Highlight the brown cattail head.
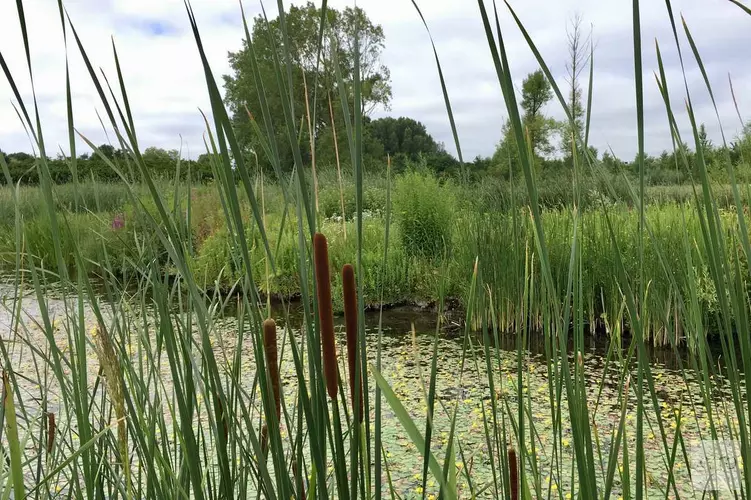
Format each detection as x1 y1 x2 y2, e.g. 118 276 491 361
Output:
342 264 363 422
313 233 338 400
260 424 269 458
508 446 518 500
263 319 281 421
292 459 306 500
47 412 56 454
215 394 228 442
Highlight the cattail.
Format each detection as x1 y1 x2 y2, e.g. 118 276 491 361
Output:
292 459 306 500
508 446 518 500
46 412 56 454
263 319 281 421
94 323 130 492
215 394 228 442
313 233 338 400
342 264 363 422
260 424 269 458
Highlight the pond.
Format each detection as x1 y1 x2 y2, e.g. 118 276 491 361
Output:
0 283 745 498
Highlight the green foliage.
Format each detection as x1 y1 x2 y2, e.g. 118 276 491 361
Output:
520 70 556 157
317 181 387 219
365 116 456 172
392 170 456 259
223 1 391 173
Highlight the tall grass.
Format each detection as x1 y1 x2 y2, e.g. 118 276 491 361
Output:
0 0 749 499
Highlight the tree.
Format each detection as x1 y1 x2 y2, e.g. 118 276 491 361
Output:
562 14 592 160
698 124 713 152
730 121 751 165
491 120 521 180
520 70 556 158
143 147 180 178
223 2 391 173
521 70 553 119
367 117 437 157
361 116 459 173
490 71 556 179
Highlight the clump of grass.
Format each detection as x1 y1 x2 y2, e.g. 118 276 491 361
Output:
392 169 456 259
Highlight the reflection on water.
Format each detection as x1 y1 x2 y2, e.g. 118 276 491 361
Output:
275 300 739 375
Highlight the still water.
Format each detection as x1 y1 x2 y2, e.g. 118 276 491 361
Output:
0 284 745 498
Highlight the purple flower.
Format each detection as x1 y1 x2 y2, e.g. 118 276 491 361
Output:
112 214 125 230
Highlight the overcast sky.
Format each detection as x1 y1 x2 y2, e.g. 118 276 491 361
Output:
1 0 750 162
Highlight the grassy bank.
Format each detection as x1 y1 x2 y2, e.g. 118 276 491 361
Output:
2 174 747 345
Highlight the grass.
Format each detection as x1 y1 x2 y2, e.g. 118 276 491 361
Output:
0 0 750 498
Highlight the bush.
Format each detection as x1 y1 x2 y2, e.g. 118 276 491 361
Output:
392 169 456 259
318 183 387 219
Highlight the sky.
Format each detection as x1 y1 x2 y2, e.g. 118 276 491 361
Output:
1 0 750 162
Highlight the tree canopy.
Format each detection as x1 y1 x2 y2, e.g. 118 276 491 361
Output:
223 2 391 172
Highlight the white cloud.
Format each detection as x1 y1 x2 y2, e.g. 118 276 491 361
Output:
1 0 750 161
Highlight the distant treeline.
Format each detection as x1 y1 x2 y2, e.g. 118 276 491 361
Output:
2 116 750 186
0 116 461 185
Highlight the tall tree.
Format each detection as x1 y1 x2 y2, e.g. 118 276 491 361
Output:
562 14 591 159
520 70 556 157
362 116 459 173
491 70 556 179
223 2 391 173
367 117 438 158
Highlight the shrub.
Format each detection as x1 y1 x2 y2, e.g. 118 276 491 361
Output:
392 169 456 259
318 183 387 219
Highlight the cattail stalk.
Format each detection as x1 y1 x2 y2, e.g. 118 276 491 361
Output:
215 394 228 442
260 424 269 459
263 318 281 421
342 264 362 422
302 71 319 213
292 459 306 500
313 233 338 399
46 412 56 454
508 446 518 500
328 92 346 239
94 324 131 498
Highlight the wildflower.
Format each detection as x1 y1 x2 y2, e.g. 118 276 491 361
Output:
111 213 125 230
